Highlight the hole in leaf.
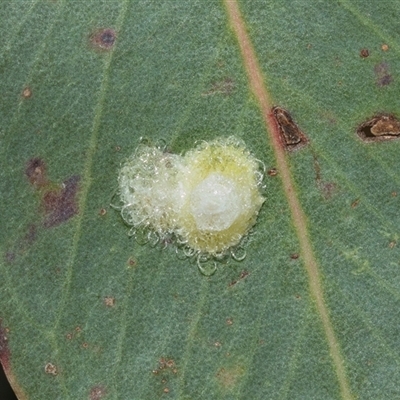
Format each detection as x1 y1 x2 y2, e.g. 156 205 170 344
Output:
357 113 400 142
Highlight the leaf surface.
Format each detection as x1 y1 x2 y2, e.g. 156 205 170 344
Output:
1 1 400 399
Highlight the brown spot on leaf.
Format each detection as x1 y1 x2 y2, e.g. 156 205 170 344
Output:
90 28 117 51
22 87 32 99
99 208 107 216
128 257 137 267
228 270 250 287
357 113 400 142
226 318 233 326
239 270 249 280
89 385 107 400
216 366 244 390
202 77 235 96
389 241 396 249
351 198 360 208
104 297 115 307
360 48 369 58
374 62 393 86
44 363 58 376
272 106 309 151
290 253 299 260
43 176 80 228
26 158 48 187
267 168 278 176
381 44 389 51
163 387 170 393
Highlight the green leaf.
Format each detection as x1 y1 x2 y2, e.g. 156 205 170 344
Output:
1 1 400 399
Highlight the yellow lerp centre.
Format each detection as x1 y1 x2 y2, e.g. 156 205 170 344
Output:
118 137 265 259
176 138 265 255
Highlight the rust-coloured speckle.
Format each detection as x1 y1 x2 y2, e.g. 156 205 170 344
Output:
360 48 369 58
351 199 360 208
99 208 107 216
228 270 250 287
389 241 396 249
163 387 170 393
22 87 32 99
381 44 389 51
239 270 249 279
89 385 107 400
44 363 58 376
90 28 117 51
43 175 80 228
0 320 10 371
82 342 89 349
267 168 278 177
104 297 115 307
128 257 137 267
290 253 299 260
26 158 48 187
392 191 397 197
226 318 233 326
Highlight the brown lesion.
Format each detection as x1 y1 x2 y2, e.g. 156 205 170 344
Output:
22 86 32 99
90 28 117 51
202 77 235 96
374 62 393 87
25 158 48 187
43 176 80 228
89 385 107 400
216 365 245 390
357 113 400 142
228 270 249 287
272 106 309 151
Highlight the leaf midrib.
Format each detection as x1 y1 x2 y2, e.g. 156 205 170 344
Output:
223 1 353 398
